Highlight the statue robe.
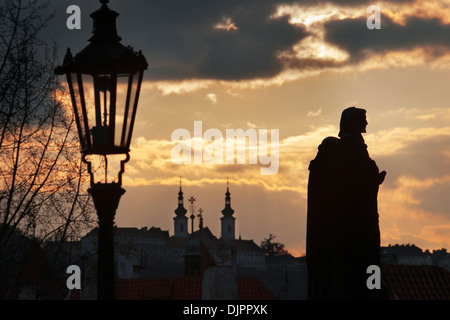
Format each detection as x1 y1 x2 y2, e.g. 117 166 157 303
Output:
306 134 382 299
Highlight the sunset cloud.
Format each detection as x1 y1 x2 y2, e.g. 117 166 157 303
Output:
366 126 450 157
206 93 218 104
379 174 450 249
307 108 322 117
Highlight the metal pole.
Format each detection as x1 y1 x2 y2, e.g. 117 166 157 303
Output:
88 183 125 300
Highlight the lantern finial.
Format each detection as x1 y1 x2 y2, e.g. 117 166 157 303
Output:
89 0 121 43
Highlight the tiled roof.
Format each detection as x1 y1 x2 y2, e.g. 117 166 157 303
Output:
91 276 277 300
382 264 450 300
266 254 299 265
116 277 202 300
114 227 170 238
191 227 217 240
237 276 276 300
229 239 262 251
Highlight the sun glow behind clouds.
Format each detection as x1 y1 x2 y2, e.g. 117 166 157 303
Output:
273 4 354 63
110 0 450 253
214 17 238 31
383 0 450 25
272 3 362 26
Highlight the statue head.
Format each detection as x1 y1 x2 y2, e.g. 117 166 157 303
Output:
338 107 368 138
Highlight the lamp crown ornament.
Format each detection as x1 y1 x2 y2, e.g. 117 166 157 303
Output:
89 0 121 43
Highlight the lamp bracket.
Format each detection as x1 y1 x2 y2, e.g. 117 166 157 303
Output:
82 152 130 187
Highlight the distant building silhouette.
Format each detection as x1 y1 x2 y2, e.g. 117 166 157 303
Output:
381 244 450 271
78 180 267 299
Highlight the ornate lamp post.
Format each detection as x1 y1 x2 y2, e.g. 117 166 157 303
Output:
55 0 147 300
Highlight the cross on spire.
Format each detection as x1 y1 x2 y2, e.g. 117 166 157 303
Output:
188 196 196 234
197 208 204 230
188 196 196 204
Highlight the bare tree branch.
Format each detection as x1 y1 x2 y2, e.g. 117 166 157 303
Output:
0 0 95 299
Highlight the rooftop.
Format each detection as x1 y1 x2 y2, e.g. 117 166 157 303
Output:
382 264 450 300
70 276 276 300
84 226 170 239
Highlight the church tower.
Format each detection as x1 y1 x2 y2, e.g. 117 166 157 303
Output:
174 177 188 238
220 178 235 240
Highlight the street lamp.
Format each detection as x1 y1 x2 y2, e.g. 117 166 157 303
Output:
55 0 147 300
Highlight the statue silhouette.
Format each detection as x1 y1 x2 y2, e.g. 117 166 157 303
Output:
306 107 386 299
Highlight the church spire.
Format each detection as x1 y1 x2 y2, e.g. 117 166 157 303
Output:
176 176 187 213
221 177 235 240
174 176 188 237
222 177 234 216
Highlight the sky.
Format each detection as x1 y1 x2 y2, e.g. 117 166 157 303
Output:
44 0 450 256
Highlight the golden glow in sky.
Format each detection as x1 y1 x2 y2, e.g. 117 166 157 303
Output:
48 0 450 256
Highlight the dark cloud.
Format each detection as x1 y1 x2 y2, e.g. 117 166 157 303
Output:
284 57 345 71
47 0 307 81
46 0 442 82
140 0 307 80
324 15 450 61
198 14 306 80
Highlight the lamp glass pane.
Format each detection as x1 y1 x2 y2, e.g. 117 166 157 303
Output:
81 74 96 128
123 72 139 148
70 72 89 148
90 74 113 148
114 74 129 148
97 75 112 127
